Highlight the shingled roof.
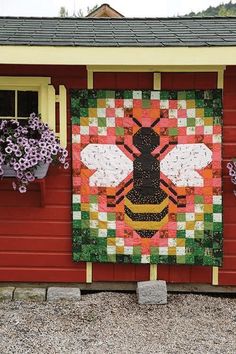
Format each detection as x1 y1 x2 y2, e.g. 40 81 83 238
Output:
0 16 236 47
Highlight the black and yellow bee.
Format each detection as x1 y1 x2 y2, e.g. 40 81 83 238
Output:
124 119 169 238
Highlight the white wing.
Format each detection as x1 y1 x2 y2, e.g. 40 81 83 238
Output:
81 144 133 187
160 143 212 187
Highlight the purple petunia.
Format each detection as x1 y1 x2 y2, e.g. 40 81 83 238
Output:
227 160 236 195
16 171 23 179
13 162 20 171
0 114 69 193
17 137 24 144
15 150 22 157
19 185 27 193
5 146 12 154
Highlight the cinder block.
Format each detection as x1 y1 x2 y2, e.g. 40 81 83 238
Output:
14 287 46 301
0 287 14 301
137 280 167 305
47 287 81 301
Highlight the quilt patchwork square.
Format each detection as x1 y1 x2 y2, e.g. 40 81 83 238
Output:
71 89 223 266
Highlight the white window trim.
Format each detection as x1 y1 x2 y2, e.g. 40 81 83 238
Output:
0 76 51 122
0 77 67 147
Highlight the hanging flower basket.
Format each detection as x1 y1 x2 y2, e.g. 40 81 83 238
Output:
2 162 50 179
227 159 236 195
0 114 69 193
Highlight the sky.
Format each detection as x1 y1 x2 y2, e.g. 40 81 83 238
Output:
0 0 235 17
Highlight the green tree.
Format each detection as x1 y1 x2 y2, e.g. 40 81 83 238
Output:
87 4 99 15
218 5 235 16
59 4 98 18
76 8 84 17
184 1 236 17
59 6 68 17
76 4 99 17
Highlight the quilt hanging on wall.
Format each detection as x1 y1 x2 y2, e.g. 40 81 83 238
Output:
71 89 223 266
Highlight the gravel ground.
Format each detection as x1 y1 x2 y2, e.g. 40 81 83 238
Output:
0 292 235 354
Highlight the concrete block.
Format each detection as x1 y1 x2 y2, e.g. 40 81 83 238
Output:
0 287 14 301
47 287 81 301
14 287 46 301
137 280 167 305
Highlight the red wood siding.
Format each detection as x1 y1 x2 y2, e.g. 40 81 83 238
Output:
0 65 235 285
0 65 87 282
219 66 236 285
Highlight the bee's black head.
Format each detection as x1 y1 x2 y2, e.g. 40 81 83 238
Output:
133 127 159 153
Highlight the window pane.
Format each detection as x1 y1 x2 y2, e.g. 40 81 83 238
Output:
17 91 38 117
0 90 15 117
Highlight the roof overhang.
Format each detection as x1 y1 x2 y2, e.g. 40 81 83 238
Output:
1 46 236 66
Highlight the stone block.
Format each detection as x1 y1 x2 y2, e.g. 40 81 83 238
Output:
14 287 46 301
0 287 14 301
137 280 167 305
47 287 81 301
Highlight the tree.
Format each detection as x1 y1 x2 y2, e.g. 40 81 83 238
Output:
184 1 236 17
75 4 99 17
76 9 84 17
59 6 68 18
87 4 99 15
218 5 234 16
59 4 98 18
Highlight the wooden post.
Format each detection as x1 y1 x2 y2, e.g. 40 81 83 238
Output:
149 72 161 281
86 262 93 283
150 264 158 281
212 69 224 286
85 67 94 283
87 69 94 89
212 266 219 286
47 85 56 132
153 72 161 90
58 85 67 148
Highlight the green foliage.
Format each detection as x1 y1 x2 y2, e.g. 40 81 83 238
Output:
87 5 99 15
58 4 98 18
184 1 236 17
59 6 68 17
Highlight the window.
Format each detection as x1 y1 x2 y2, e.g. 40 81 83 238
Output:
0 77 67 148
0 77 51 121
0 89 38 118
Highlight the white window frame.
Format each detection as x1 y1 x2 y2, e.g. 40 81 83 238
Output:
0 76 51 122
0 77 67 148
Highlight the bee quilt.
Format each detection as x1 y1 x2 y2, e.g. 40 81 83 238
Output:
71 89 223 266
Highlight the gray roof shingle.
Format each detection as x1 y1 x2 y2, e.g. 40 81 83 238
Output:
0 16 236 47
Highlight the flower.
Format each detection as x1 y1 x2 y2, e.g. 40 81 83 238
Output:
227 159 236 195
0 114 69 193
19 185 27 193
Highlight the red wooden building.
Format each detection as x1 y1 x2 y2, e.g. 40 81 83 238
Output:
0 16 236 290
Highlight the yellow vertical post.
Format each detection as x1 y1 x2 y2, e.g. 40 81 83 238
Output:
86 262 93 283
149 72 161 281
217 69 224 90
212 69 224 286
40 84 49 123
150 264 158 281
86 67 94 283
153 72 161 90
47 85 56 132
58 85 67 148
87 69 94 89
212 267 219 286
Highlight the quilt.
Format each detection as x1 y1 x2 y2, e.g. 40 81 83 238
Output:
71 89 223 266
